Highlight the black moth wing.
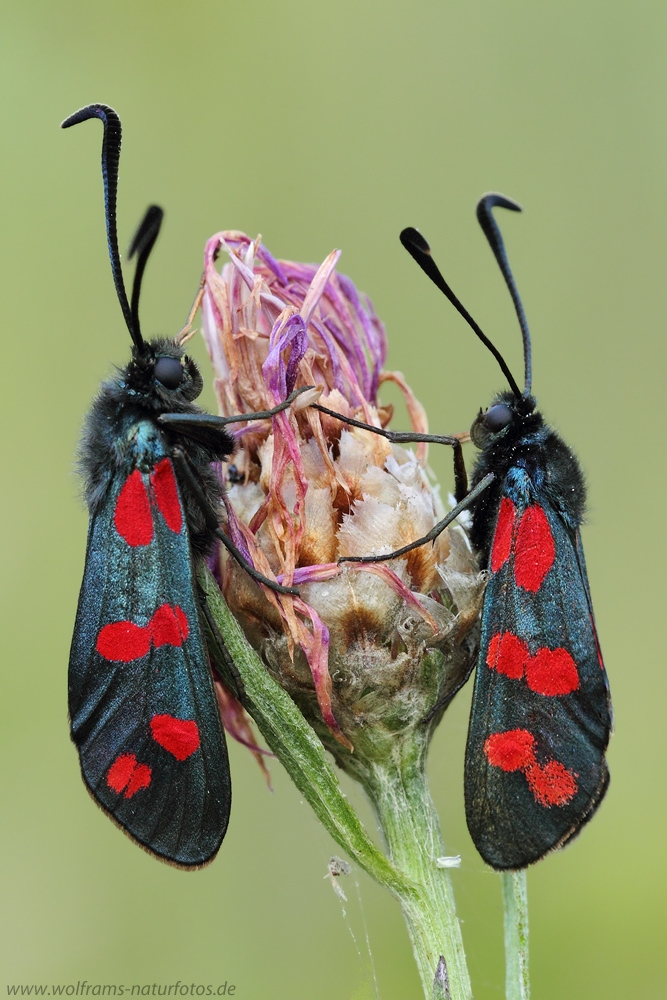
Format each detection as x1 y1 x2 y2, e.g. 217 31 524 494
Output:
465 474 611 870
69 453 231 868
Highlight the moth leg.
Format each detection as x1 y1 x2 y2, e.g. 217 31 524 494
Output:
311 401 469 502
338 472 495 565
171 447 300 597
158 386 315 437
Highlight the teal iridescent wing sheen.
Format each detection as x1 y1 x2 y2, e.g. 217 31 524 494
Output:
464 471 611 870
69 453 231 868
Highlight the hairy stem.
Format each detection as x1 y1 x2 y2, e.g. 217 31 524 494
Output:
501 870 530 1000
361 741 471 1000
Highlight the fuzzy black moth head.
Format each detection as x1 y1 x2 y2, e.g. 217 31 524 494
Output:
470 390 539 449
122 337 204 410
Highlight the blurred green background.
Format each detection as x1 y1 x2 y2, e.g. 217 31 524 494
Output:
1 1 665 997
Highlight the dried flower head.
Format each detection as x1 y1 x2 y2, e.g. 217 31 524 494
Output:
199 232 485 770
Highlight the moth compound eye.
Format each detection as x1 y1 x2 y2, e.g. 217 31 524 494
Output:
154 357 184 389
484 403 513 432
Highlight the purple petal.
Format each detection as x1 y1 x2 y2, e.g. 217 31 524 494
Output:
262 313 309 401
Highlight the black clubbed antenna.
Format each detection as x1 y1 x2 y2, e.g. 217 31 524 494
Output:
400 226 522 398
476 193 532 395
61 104 144 352
128 205 164 344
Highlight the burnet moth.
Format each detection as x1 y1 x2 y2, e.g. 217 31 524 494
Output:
331 194 612 869
64 104 301 867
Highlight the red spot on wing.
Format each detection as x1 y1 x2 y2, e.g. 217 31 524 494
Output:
525 760 578 806
106 754 152 798
525 647 579 696
484 729 536 771
486 634 579 696
484 729 578 807
125 762 153 797
150 715 201 760
486 632 529 680
490 497 516 572
96 621 151 661
96 605 189 662
151 459 183 534
114 470 153 546
150 604 189 648
106 754 136 792
513 505 555 592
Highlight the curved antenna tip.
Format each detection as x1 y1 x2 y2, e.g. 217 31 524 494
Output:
60 103 117 130
400 227 431 255
477 192 523 217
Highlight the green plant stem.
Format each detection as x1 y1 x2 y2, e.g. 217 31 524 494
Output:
362 747 471 1000
501 870 530 1000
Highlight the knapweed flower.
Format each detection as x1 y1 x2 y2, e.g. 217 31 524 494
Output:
199 232 485 772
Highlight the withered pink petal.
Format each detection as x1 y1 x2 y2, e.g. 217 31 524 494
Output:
300 249 341 326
